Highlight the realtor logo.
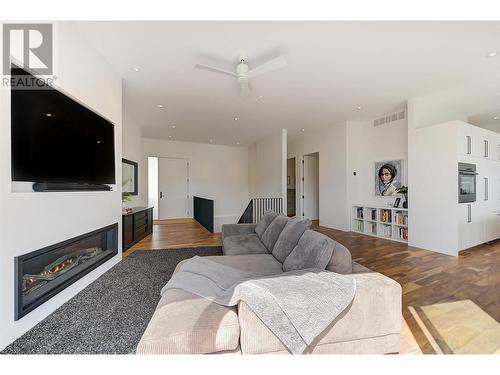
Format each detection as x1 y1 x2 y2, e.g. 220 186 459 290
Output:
3 23 53 75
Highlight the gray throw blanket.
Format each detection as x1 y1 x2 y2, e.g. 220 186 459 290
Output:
161 256 356 354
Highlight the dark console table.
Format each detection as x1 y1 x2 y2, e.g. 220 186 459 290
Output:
122 207 153 251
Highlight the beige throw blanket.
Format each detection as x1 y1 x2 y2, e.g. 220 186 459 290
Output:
161 256 356 354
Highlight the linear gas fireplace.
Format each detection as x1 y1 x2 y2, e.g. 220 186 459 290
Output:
15 223 118 320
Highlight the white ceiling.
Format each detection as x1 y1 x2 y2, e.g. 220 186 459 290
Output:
76 21 500 145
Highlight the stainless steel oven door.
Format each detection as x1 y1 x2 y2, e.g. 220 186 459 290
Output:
458 163 477 203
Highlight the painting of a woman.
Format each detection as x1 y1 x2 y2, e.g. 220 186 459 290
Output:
375 160 402 196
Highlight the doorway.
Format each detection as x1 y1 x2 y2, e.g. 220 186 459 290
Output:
302 152 319 221
287 158 297 216
149 157 189 220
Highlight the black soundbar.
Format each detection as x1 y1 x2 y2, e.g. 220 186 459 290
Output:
33 182 112 192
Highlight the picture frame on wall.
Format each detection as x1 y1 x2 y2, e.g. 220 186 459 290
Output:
375 159 403 196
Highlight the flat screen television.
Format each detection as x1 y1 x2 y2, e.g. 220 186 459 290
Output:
11 64 116 187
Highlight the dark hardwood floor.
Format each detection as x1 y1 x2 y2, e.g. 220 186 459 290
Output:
313 222 500 354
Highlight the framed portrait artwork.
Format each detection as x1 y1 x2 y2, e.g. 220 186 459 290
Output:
375 159 403 196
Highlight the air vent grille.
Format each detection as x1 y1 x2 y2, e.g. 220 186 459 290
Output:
374 110 406 127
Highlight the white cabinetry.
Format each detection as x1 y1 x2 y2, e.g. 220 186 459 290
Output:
458 123 500 250
412 120 500 255
458 203 485 251
485 210 500 242
458 125 497 160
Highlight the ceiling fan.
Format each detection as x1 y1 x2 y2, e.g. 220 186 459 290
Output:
195 54 288 96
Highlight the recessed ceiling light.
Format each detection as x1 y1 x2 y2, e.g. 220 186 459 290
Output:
356 106 362 110
171 125 176 129
494 116 500 120
168 135 172 139
132 67 140 72
487 52 497 58
258 95 264 99
301 128 305 132
45 113 52 117
234 117 239 121
157 104 164 109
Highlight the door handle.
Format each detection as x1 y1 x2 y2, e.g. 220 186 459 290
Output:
485 178 488 201
466 135 471 155
160 192 163 199
467 204 472 223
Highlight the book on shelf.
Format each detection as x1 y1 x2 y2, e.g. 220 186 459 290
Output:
395 212 408 226
356 207 363 219
380 209 391 223
397 227 409 240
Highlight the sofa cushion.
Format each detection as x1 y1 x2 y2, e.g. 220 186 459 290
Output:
136 289 240 354
255 211 279 238
326 240 353 274
272 217 312 262
282 230 333 272
223 233 269 255
260 215 289 251
202 254 284 275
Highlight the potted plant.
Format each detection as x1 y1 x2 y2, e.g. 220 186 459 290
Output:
395 186 408 208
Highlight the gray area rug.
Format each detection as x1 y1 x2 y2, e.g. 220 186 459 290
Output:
1 247 222 354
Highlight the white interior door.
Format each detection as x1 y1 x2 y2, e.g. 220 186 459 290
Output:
158 158 189 219
303 154 319 220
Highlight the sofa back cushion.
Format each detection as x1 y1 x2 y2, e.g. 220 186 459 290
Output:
260 215 289 251
271 218 312 262
282 230 333 272
255 211 279 238
326 240 353 274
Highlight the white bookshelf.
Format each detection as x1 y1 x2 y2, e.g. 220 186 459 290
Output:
351 205 409 243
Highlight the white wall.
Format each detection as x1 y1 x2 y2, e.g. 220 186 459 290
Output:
407 121 460 255
248 130 287 200
0 23 123 350
122 110 145 207
288 123 349 230
346 115 408 208
406 96 470 255
141 138 249 232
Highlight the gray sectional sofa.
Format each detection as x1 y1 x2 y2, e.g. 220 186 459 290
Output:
136 212 402 354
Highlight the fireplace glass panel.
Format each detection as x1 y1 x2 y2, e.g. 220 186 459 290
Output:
15 224 118 320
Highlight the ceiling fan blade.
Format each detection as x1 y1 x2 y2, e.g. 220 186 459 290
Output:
246 55 287 78
194 63 237 77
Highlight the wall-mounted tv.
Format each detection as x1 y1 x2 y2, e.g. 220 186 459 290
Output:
11 64 116 188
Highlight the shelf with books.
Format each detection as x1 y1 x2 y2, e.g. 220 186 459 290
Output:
353 206 364 220
394 226 409 242
366 207 378 222
365 221 377 235
351 205 409 244
379 209 392 223
352 219 364 233
378 223 393 238
393 210 409 227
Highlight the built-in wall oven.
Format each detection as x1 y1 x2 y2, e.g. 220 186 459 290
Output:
458 162 477 203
